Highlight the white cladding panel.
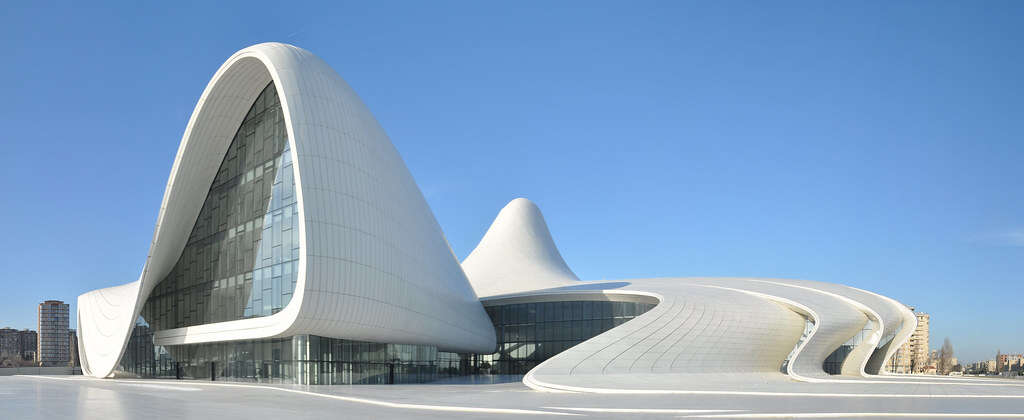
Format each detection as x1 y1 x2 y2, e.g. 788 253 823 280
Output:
78 43 494 378
265 44 494 352
516 278 915 392
526 282 806 376
462 198 580 297
462 200 917 391
676 278 875 379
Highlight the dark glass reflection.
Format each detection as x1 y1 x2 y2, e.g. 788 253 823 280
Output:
823 319 876 375
142 82 299 330
119 318 446 384
823 345 854 374
119 318 175 378
119 300 657 383
477 300 657 375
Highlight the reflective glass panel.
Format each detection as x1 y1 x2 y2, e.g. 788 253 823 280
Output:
141 82 299 330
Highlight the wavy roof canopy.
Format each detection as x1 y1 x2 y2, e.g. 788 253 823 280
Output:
463 200 919 390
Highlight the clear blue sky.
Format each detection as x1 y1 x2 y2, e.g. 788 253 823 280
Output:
2 1 1021 363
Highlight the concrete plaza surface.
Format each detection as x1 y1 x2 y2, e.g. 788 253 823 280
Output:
4 375 1024 419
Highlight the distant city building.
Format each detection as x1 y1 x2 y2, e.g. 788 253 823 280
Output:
0 328 37 366
1009 354 1022 370
997 353 1023 372
885 306 929 374
965 360 988 374
20 329 36 362
37 300 70 366
0 328 24 366
68 329 79 367
963 356 1022 375
926 349 940 375
971 359 999 374
890 333 913 374
910 311 930 373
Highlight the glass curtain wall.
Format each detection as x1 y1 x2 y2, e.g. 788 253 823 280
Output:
291 335 441 385
119 317 176 378
477 300 656 375
119 331 443 385
823 319 879 374
117 300 658 383
142 81 300 330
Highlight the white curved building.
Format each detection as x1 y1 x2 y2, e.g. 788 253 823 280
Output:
463 198 917 392
78 43 495 382
79 43 919 389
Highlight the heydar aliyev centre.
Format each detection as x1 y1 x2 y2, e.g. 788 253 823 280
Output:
78 42 918 390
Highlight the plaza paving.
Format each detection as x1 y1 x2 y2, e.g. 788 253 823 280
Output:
4 375 1024 419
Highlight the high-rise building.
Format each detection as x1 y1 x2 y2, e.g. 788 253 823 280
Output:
889 337 913 373
885 306 929 374
37 300 70 366
910 311 930 373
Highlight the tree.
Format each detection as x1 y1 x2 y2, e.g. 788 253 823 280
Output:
938 337 954 375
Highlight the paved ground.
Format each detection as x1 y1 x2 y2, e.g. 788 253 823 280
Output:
4 375 1024 419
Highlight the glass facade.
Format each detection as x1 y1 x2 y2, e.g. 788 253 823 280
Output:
118 299 657 383
823 319 878 374
119 318 450 384
120 318 175 378
289 336 441 385
875 317 905 351
476 300 657 375
142 82 299 330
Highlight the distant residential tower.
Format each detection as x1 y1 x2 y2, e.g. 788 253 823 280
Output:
911 311 930 373
37 300 70 367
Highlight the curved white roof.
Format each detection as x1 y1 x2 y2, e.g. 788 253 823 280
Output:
517 277 913 392
462 201 920 391
78 43 496 378
462 198 580 297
